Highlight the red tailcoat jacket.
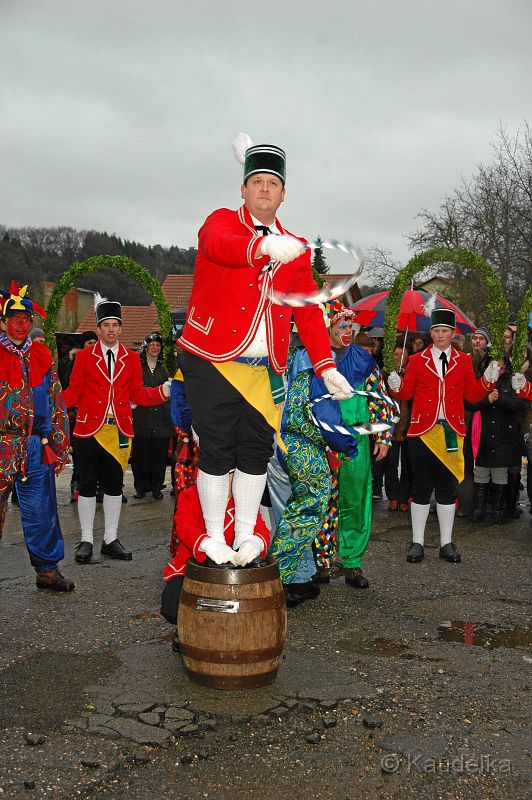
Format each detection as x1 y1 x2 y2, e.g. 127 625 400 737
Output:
519 380 532 400
390 346 493 437
178 205 336 377
163 486 270 581
62 342 167 438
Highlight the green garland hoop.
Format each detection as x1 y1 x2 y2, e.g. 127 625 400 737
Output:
44 255 175 374
514 285 532 370
383 247 509 372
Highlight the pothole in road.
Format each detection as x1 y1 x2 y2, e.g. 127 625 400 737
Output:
437 620 532 650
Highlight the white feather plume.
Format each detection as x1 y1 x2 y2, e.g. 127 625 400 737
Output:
231 132 253 165
422 294 438 318
93 292 107 309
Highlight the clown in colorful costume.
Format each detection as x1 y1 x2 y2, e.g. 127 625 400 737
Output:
388 307 499 565
269 302 394 599
0 282 73 591
177 135 354 569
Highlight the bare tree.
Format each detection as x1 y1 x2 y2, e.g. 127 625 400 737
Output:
362 246 403 291
408 123 532 314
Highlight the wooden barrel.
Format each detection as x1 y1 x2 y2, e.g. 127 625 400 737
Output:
177 557 287 690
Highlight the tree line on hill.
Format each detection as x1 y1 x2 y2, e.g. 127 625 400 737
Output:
0 227 197 305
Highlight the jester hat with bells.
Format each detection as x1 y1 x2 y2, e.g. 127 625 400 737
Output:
0 281 47 319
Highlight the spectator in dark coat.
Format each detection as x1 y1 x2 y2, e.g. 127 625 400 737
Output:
466 357 526 523
523 346 532 515
131 333 174 500
373 342 412 510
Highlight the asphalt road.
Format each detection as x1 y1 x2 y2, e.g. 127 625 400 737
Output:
0 465 530 799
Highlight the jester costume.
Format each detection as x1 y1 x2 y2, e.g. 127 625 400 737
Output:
0 284 70 580
168 368 198 557
269 340 394 585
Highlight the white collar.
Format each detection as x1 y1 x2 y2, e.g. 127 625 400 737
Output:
250 213 280 234
100 341 119 357
432 345 452 358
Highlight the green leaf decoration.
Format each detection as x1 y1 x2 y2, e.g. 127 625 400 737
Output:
44 255 175 373
383 247 509 372
514 285 532 371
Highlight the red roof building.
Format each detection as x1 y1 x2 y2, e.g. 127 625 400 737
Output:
75 272 360 350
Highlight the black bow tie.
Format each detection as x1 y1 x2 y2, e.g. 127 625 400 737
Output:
255 225 271 236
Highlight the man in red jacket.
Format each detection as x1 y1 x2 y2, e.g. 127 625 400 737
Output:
63 296 171 564
178 137 353 565
388 308 499 564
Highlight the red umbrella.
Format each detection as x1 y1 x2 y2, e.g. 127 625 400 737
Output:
351 289 476 334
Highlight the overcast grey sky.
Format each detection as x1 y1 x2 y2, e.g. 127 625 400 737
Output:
1 0 531 273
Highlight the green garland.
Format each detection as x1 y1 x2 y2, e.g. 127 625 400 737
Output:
514 285 532 370
44 255 176 374
383 247 509 372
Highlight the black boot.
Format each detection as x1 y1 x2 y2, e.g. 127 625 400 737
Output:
469 482 488 522
504 472 522 519
489 483 506 524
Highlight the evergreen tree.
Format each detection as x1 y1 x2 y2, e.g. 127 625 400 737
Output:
312 236 329 274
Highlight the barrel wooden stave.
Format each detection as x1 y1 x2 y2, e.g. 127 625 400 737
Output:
177 559 286 690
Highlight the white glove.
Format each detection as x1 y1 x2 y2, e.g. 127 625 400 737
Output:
387 371 401 391
233 535 263 567
260 234 305 264
483 360 500 383
199 538 237 565
322 368 354 400
511 373 526 392
162 379 172 398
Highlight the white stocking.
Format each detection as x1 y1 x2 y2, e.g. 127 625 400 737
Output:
436 503 455 547
103 494 123 544
196 471 230 542
411 502 430 546
78 496 96 543
232 469 267 547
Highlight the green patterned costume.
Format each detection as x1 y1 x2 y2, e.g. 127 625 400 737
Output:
269 347 393 584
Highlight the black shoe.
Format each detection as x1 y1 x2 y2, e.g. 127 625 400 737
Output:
171 631 180 654
101 539 132 560
344 568 369 588
439 542 461 563
315 567 331 584
133 491 145 499
74 541 93 564
283 586 304 608
121 493 128 504
36 567 75 592
289 581 320 599
283 582 319 608
152 491 164 500
406 542 424 563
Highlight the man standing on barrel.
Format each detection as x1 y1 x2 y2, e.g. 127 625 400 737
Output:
178 134 353 566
